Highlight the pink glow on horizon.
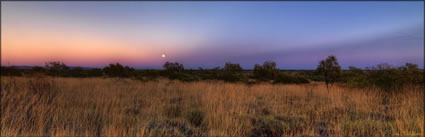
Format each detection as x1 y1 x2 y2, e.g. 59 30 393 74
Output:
1 23 182 67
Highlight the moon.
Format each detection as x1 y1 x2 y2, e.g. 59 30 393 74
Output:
161 54 166 58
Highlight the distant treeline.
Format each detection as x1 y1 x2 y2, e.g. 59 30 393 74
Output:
1 56 423 92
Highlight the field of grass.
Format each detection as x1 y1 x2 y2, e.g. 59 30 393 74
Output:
1 75 423 136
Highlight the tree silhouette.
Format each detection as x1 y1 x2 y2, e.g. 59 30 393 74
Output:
45 61 69 76
224 62 243 73
163 61 184 72
253 61 280 80
316 56 342 91
103 63 134 78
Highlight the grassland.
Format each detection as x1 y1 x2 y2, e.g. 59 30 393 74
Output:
1 76 423 137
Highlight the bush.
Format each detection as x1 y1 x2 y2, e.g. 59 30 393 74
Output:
273 72 309 84
217 62 245 82
168 72 200 82
224 62 243 73
250 118 284 137
347 75 369 88
103 63 135 78
399 63 423 86
217 71 241 82
254 61 280 81
163 61 184 72
197 67 221 80
45 61 69 76
184 109 204 127
347 63 424 93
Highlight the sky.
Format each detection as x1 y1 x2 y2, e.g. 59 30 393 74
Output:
1 1 424 69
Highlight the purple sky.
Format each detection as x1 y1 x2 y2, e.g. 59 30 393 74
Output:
2 2 424 69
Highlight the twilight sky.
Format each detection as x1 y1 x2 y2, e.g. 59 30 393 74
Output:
1 2 424 69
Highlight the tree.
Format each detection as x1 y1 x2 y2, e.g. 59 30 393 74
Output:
316 56 342 91
103 63 135 78
163 61 184 72
400 62 423 85
45 61 69 76
253 61 280 80
224 62 243 73
217 62 243 82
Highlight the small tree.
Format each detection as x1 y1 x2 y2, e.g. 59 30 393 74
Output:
253 61 280 80
103 63 135 78
400 62 423 86
224 62 243 73
45 61 69 76
217 62 243 82
163 61 184 72
316 56 342 91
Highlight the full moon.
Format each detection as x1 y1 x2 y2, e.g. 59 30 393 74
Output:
161 54 166 58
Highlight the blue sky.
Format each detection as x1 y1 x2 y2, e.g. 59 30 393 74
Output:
1 1 424 69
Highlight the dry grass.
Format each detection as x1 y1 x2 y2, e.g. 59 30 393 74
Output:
1 76 423 137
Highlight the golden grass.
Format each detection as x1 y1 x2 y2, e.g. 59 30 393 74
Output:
1 76 423 137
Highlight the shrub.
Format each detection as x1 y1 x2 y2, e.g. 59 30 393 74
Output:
168 72 200 82
45 61 69 76
197 67 221 80
103 63 135 78
217 71 241 82
224 62 243 73
250 118 284 137
347 75 369 88
339 66 364 83
254 61 280 81
273 72 309 84
347 63 424 93
184 109 204 127
163 61 184 72
399 63 423 86
217 62 244 82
